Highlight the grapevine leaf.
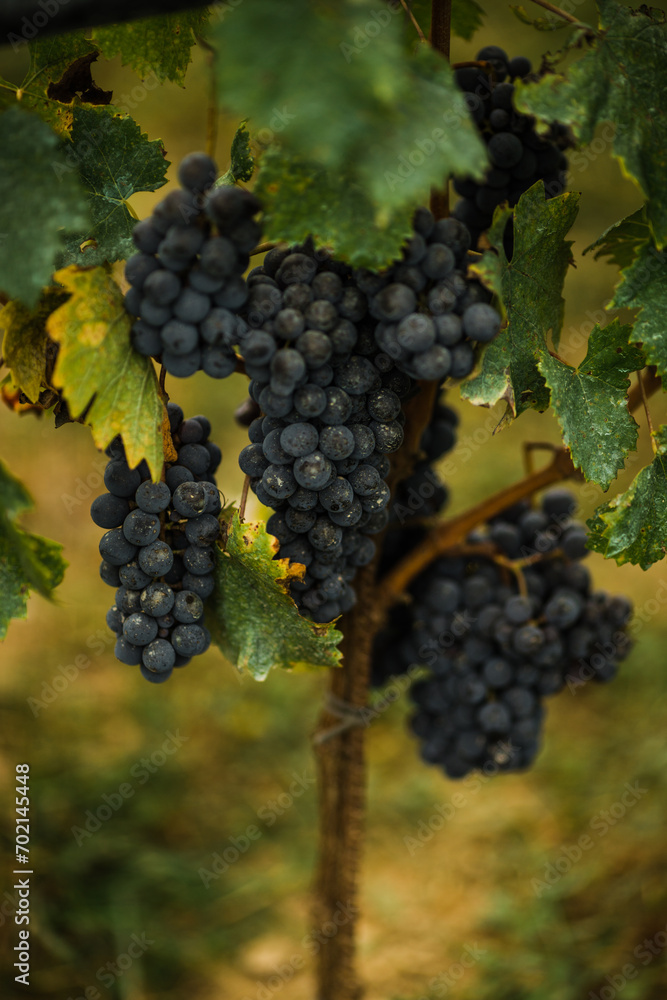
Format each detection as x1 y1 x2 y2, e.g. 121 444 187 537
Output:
211 511 342 680
587 426 667 569
461 183 579 416
583 205 650 268
255 150 414 270
17 32 100 132
212 0 486 219
452 0 486 40
0 289 67 402
510 5 573 30
538 321 642 490
0 459 66 641
0 108 88 307
515 0 667 247
93 9 210 86
218 121 255 186
58 106 168 267
608 240 667 379
47 266 164 479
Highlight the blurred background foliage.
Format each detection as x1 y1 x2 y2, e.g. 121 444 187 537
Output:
1 2 667 998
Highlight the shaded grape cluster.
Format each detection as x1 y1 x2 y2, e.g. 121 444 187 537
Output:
373 489 633 778
92 403 221 682
238 240 416 622
124 152 260 379
367 208 502 382
389 389 458 529
452 45 571 250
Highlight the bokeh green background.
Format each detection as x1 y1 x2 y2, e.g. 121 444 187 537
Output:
2 4 667 998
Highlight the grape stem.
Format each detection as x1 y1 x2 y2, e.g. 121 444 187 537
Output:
234 355 247 377
399 0 427 43
626 365 661 413
250 241 279 257
239 475 251 522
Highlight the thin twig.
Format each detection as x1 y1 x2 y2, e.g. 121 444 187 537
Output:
627 367 662 415
399 0 427 42
637 370 658 454
235 355 247 377
526 0 586 24
429 0 452 219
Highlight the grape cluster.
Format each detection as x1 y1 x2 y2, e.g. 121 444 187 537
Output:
367 208 502 382
92 403 221 683
452 45 571 250
373 489 633 778
238 240 416 622
124 152 260 379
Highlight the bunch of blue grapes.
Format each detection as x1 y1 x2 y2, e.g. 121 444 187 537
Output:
124 152 260 379
372 489 633 778
366 208 502 382
238 239 415 622
452 45 571 250
91 403 221 682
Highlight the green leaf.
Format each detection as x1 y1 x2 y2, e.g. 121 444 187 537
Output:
57 106 168 267
218 121 255 186
0 108 88 307
538 320 642 490
583 205 650 268
212 0 486 224
93 9 210 86
608 240 667 379
587 426 667 569
211 511 342 680
17 32 100 132
461 183 579 417
47 266 165 479
452 0 485 40
0 459 66 641
510 5 573 30
255 150 414 269
0 288 67 402
515 0 667 247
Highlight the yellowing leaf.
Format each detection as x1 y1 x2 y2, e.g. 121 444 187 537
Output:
1 288 66 402
47 266 165 479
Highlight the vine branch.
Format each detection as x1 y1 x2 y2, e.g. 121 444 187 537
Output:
379 446 578 607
